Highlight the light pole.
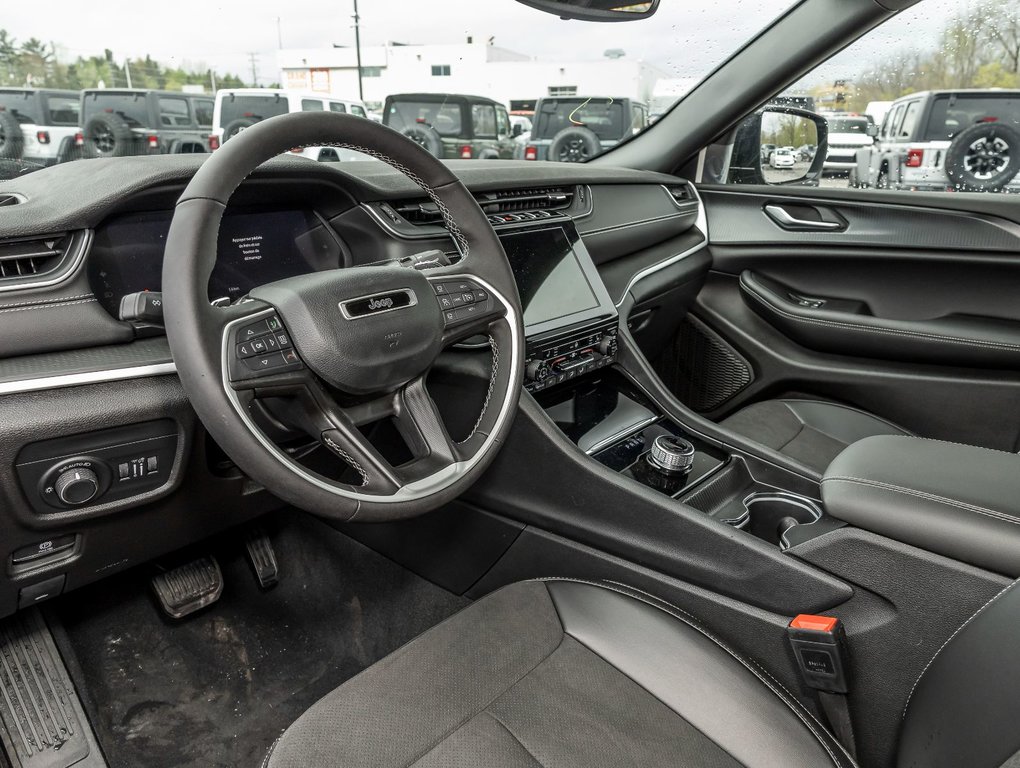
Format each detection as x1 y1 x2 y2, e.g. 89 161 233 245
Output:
353 0 364 101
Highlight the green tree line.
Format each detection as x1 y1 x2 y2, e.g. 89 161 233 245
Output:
0 30 248 91
846 0 1020 111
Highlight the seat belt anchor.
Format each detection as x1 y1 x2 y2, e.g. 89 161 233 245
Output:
787 614 851 693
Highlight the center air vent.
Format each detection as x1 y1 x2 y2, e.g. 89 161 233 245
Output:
0 194 23 208
0 234 70 280
387 186 576 228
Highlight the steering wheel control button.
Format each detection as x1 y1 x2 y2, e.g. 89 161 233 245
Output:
237 319 272 341
244 352 288 372
229 315 304 382
434 278 495 327
274 332 292 349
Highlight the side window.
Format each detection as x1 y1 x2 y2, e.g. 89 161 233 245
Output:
718 0 1020 195
301 99 324 112
329 102 347 113
193 99 214 129
44 96 80 126
472 104 497 138
431 65 452 77
496 107 510 138
350 105 367 118
158 98 191 127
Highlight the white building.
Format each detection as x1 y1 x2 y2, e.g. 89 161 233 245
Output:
276 41 665 111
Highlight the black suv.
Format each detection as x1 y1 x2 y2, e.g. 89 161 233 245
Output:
80 89 215 158
382 93 515 160
522 96 649 162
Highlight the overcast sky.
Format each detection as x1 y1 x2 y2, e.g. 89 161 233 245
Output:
1 0 977 88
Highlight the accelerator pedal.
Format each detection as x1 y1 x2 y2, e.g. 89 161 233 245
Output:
151 557 223 619
245 530 279 589
0 609 98 768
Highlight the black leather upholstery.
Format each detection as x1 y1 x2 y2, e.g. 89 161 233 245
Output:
720 398 910 474
264 579 853 768
898 579 1020 768
822 435 1020 577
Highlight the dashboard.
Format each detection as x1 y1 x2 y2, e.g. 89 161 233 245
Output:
0 155 704 618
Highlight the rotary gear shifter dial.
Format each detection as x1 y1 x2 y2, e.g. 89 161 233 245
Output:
647 435 696 475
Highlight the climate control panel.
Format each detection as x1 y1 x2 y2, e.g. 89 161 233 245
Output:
524 320 619 393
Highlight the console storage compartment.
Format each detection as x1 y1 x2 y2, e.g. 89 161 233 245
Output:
822 434 1020 576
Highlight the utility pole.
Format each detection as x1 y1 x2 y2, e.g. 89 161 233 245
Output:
210 69 217 93
247 52 259 87
277 17 283 49
124 58 132 88
353 0 364 101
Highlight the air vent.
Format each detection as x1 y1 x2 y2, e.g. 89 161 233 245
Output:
0 234 70 280
0 193 23 208
666 184 692 204
476 186 574 214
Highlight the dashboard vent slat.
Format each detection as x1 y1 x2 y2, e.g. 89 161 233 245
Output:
0 235 69 281
667 185 692 203
388 186 576 228
0 194 22 208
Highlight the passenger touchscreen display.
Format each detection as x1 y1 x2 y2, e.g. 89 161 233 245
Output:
500 227 600 328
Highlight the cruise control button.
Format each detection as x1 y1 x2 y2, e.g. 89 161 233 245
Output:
461 292 475 304
473 289 488 302
443 310 458 325
452 294 465 307
434 283 448 295
438 295 454 310
459 304 481 320
244 352 287 373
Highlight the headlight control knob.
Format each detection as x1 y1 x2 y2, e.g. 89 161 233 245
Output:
55 467 100 506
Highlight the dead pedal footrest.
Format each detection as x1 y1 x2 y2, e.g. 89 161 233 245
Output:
0 609 93 768
151 556 223 619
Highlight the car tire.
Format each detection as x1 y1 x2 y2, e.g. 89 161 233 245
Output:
401 125 443 157
945 122 1020 192
478 148 500 160
223 118 258 141
549 126 601 162
0 111 24 160
83 112 135 158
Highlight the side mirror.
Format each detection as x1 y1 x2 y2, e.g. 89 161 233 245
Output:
866 123 879 138
728 106 828 186
515 0 659 22
512 124 523 138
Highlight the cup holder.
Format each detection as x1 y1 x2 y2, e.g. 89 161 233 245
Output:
738 492 822 548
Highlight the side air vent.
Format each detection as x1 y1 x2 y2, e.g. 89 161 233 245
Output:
0 234 70 280
475 186 574 214
0 193 24 208
666 184 692 204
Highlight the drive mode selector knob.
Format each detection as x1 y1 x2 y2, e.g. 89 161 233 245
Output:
647 435 695 475
55 467 100 506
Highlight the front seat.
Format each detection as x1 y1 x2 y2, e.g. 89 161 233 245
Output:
720 398 911 474
264 579 854 767
267 577 1020 768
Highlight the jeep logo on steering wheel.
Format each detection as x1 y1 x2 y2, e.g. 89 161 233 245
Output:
340 289 417 319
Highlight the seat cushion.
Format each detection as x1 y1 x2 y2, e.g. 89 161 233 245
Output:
265 579 854 768
720 399 910 473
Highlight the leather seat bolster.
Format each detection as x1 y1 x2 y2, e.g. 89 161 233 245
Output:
822 435 1020 576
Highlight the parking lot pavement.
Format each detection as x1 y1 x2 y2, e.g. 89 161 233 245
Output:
820 175 851 189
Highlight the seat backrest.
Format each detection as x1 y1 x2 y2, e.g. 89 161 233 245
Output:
898 580 1020 768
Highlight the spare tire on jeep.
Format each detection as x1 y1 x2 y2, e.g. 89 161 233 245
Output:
549 126 602 162
223 118 258 141
0 110 24 161
944 122 1020 192
402 125 443 157
83 112 135 158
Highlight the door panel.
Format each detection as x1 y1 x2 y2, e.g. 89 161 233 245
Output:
663 185 1020 452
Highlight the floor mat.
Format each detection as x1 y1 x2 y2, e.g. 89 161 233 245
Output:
53 513 470 768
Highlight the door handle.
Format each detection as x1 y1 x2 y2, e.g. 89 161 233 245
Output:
764 204 844 231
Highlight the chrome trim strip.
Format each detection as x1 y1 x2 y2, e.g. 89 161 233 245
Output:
0 229 92 294
579 210 694 238
583 414 659 456
220 275 521 504
338 288 418 320
0 361 177 396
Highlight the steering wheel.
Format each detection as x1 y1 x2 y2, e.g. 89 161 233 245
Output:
162 111 524 522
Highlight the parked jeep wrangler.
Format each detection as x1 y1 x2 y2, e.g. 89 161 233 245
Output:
80 89 215 158
382 93 515 159
0 88 81 166
851 89 1020 192
521 96 649 162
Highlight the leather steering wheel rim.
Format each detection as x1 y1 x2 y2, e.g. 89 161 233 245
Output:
162 111 524 522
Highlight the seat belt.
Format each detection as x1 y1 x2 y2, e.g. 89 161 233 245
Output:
787 614 857 761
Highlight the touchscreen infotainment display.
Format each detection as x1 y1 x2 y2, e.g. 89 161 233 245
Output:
89 209 338 313
500 227 601 328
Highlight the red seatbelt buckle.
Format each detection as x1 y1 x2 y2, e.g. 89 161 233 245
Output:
787 614 850 693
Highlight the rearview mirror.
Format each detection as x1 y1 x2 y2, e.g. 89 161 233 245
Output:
512 123 524 138
514 0 659 22
728 107 828 186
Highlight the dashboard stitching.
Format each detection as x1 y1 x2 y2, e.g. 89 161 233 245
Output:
0 297 96 314
0 292 93 310
460 335 498 443
322 436 369 486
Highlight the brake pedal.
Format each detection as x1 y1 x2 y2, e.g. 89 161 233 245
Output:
245 530 279 589
151 556 223 619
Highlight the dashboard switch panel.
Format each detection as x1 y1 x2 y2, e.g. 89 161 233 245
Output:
15 420 179 514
